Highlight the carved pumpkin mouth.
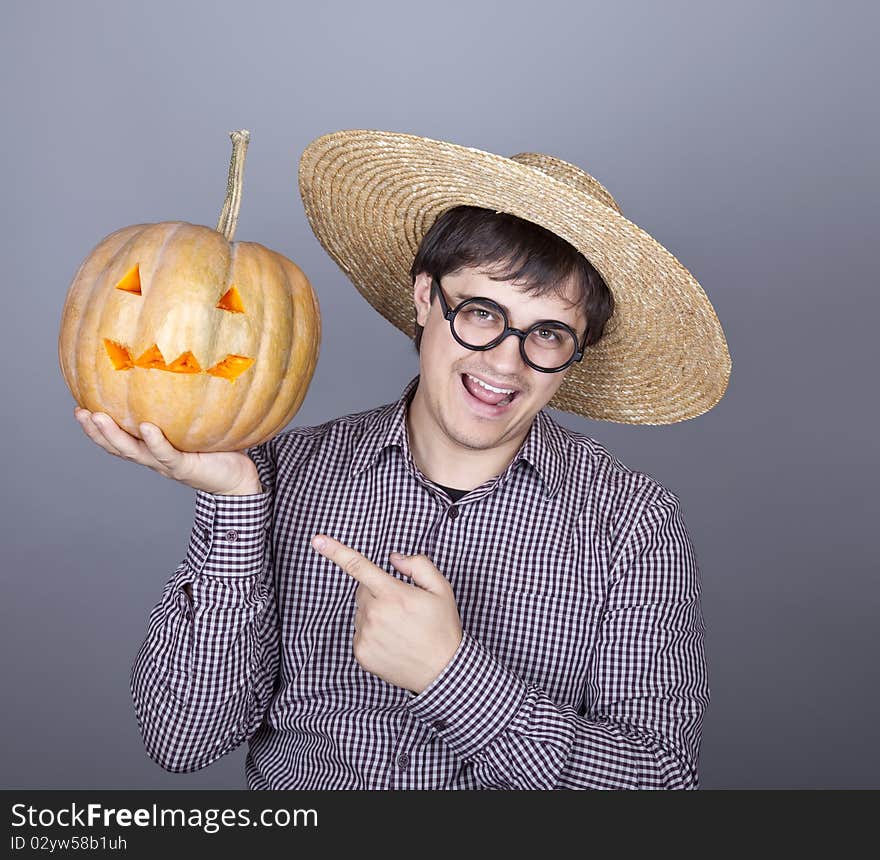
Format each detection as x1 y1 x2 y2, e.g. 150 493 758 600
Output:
102 339 254 381
103 263 255 381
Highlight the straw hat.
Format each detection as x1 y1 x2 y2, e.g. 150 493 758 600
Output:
297 129 731 424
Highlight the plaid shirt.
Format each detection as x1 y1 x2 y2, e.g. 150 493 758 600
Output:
131 374 710 789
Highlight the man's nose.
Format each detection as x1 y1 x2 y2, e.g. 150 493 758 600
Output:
484 330 526 373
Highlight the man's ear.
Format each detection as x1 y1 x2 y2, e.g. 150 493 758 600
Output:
413 272 433 327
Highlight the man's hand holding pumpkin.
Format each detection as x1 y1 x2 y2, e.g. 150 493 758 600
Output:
73 407 263 496
311 535 463 695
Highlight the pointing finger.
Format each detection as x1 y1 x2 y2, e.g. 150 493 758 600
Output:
312 535 391 597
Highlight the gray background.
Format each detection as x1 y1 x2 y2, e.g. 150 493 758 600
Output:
2 0 877 789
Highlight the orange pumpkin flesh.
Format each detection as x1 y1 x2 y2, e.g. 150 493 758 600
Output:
115 263 142 295
216 285 245 313
59 131 321 453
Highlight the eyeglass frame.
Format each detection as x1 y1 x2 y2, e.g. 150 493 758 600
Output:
429 274 587 373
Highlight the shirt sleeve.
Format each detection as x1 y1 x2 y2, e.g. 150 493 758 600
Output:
129 440 280 774
404 489 710 790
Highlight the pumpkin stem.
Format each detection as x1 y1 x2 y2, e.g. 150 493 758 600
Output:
216 129 250 242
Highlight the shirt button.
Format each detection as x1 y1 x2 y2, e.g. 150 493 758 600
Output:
202 528 210 541
396 752 410 770
224 529 239 542
432 719 447 731
447 506 459 520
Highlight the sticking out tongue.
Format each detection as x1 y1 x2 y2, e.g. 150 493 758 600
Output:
462 373 512 406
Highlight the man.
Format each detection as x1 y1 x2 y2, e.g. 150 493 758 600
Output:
75 130 730 789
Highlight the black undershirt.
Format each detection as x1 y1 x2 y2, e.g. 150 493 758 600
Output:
435 483 468 503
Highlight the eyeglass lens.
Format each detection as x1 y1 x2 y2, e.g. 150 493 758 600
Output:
452 299 577 370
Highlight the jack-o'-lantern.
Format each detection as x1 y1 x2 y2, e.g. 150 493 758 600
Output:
59 130 321 452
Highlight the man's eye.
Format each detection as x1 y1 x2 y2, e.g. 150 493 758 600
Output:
536 328 560 343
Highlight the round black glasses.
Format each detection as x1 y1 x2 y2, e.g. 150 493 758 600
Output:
430 275 587 373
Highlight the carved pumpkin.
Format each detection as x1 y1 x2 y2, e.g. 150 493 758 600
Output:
59 130 321 452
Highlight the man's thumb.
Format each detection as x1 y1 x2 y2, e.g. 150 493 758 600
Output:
390 552 445 593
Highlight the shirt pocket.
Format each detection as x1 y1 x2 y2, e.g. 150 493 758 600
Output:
474 586 597 707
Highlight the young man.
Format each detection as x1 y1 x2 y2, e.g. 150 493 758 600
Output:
76 130 730 789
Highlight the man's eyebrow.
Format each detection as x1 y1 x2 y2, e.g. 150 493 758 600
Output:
450 291 578 328
450 291 513 314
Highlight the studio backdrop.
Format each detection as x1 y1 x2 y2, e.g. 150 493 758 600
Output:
1 0 877 789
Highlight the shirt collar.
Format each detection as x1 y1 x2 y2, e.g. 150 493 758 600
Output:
348 374 567 499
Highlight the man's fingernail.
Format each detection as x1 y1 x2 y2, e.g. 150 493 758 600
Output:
313 536 326 551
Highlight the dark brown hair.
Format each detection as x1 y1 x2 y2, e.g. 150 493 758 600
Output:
409 205 615 353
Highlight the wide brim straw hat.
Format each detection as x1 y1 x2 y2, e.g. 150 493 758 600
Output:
297 128 731 424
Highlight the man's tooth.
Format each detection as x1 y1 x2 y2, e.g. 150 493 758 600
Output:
467 373 513 394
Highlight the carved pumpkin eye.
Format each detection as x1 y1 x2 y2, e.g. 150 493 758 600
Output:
114 263 141 294
114 264 246 316
216 285 245 313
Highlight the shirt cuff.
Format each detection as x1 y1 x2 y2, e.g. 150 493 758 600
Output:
404 628 528 760
184 488 272 578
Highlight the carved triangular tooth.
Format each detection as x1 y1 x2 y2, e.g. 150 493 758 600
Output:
166 351 202 374
133 344 166 369
103 338 134 370
206 354 255 381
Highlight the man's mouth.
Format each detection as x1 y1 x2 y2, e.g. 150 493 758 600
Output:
460 372 520 408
